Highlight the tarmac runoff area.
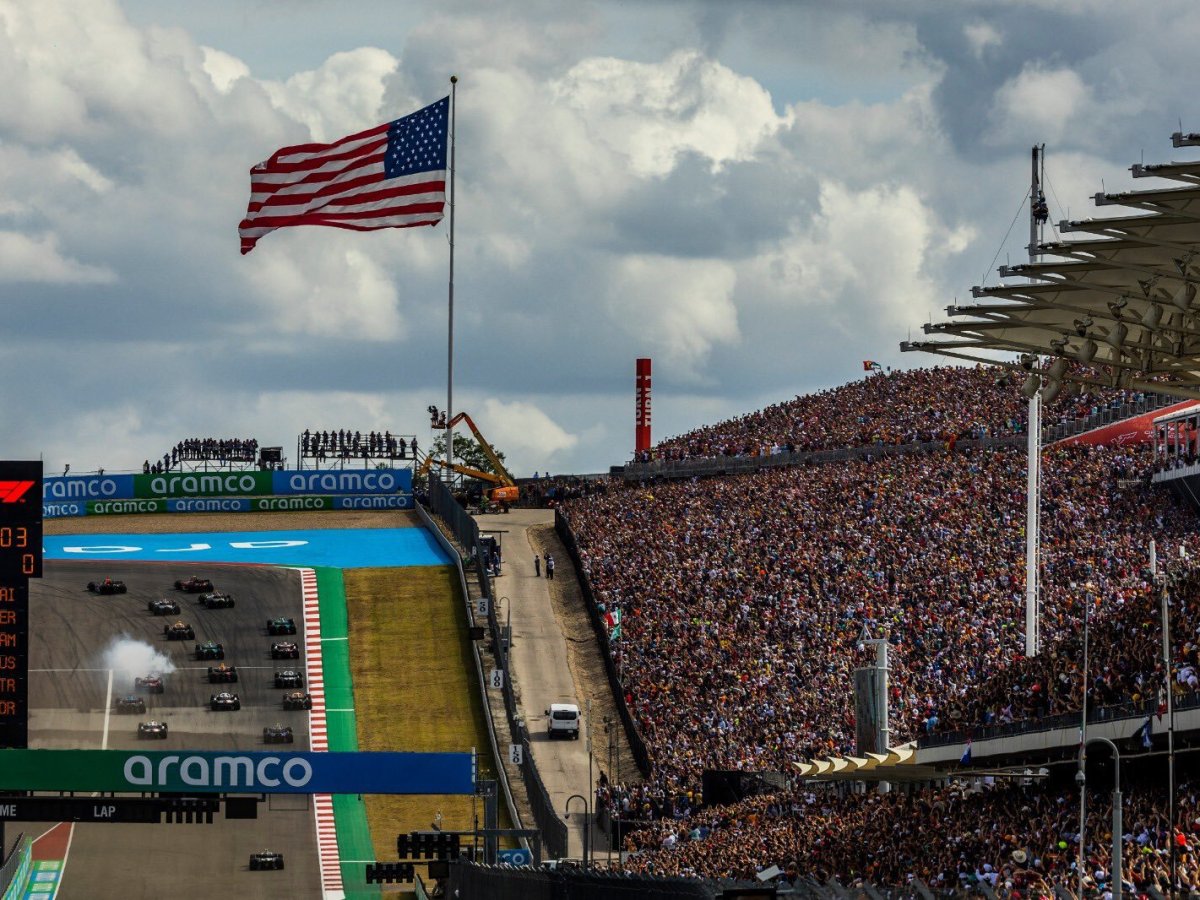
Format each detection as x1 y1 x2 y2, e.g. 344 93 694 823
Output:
16 560 323 900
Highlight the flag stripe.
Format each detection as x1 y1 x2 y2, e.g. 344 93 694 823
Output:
249 177 445 218
239 97 448 254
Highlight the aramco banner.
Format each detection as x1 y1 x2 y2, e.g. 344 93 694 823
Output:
0 750 473 795
43 468 413 506
1053 400 1195 448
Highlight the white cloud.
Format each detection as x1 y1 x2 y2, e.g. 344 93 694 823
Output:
988 64 1090 144
743 181 941 333
552 50 790 178
604 255 739 374
201 45 250 93
240 242 405 342
0 231 117 284
260 48 399 143
477 398 579 474
964 22 1003 59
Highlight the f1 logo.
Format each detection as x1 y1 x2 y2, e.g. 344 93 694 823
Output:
0 482 33 504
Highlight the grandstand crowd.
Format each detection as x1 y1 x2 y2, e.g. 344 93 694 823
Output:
555 365 1200 891
300 428 413 460
620 774 1198 896
634 366 1156 463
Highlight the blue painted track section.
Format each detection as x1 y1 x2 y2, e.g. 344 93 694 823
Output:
43 527 453 567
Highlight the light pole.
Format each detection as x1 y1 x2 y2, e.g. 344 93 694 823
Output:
565 794 589 866
1150 541 1178 900
1078 587 1093 896
602 715 613 867
1078 736 1123 900
586 698 593 866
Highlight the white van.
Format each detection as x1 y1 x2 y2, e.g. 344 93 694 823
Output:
545 703 580 740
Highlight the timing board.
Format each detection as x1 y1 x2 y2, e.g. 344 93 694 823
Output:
0 461 43 749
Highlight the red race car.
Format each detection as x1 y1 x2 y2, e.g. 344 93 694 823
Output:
174 576 214 593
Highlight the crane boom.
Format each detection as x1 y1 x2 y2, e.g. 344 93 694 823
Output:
445 412 516 487
418 454 519 505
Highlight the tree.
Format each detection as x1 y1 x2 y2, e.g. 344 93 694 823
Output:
429 433 507 476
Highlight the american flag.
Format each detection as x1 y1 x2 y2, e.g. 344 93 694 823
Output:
238 97 449 254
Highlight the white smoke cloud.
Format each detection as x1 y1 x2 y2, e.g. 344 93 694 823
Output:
101 635 176 693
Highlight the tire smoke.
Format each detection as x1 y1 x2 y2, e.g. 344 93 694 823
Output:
101 636 177 686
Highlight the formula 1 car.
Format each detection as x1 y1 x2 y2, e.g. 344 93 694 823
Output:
148 598 181 616
270 641 300 660
282 691 312 711
266 617 296 636
164 621 195 641
194 640 225 661
207 664 238 684
274 670 304 689
134 673 165 694
175 576 214 593
249 851 284 871
137 720 168 740
262 723 294 744
209 691 241 711
198 591 235 609
114 695 146 715
87 578 127 595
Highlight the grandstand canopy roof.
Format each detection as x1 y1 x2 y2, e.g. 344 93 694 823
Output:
902 133 1200 402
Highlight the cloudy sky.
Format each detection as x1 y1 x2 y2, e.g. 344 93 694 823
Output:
2 0 1197 477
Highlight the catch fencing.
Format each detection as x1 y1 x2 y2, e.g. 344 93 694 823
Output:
0 834 28 900
427 479 569 860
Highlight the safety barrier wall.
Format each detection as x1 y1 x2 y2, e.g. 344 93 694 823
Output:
43 469 414 518
554 509 652 779
0 834 28 900
426 480 569 860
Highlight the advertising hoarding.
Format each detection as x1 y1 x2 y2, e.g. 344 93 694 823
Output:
0 749 474 795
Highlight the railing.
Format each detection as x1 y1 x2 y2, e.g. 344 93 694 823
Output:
427 479 569 860
918 690 1200 750
555 508 652 778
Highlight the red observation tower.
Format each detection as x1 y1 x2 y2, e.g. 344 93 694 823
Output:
635 359 651 454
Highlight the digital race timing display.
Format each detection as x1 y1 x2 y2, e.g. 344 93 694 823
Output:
0 461 43 749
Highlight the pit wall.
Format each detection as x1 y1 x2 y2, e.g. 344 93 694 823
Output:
41 469 413 519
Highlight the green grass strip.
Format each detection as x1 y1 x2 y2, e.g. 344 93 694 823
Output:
312 565 378 899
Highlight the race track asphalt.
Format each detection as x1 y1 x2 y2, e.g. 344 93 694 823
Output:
15 560 322 900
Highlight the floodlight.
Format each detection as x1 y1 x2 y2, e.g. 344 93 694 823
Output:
1172 283 1196 311
1021 374 1041 398
1046 359 1069 381
1105 322 1128 350
1040 379 1063 403
1141 303 1163 330
1075 340 1098 364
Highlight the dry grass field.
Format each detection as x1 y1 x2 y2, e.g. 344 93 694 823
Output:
344 565 511 862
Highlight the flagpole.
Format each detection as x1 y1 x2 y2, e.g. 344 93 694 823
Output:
446 75 458 477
